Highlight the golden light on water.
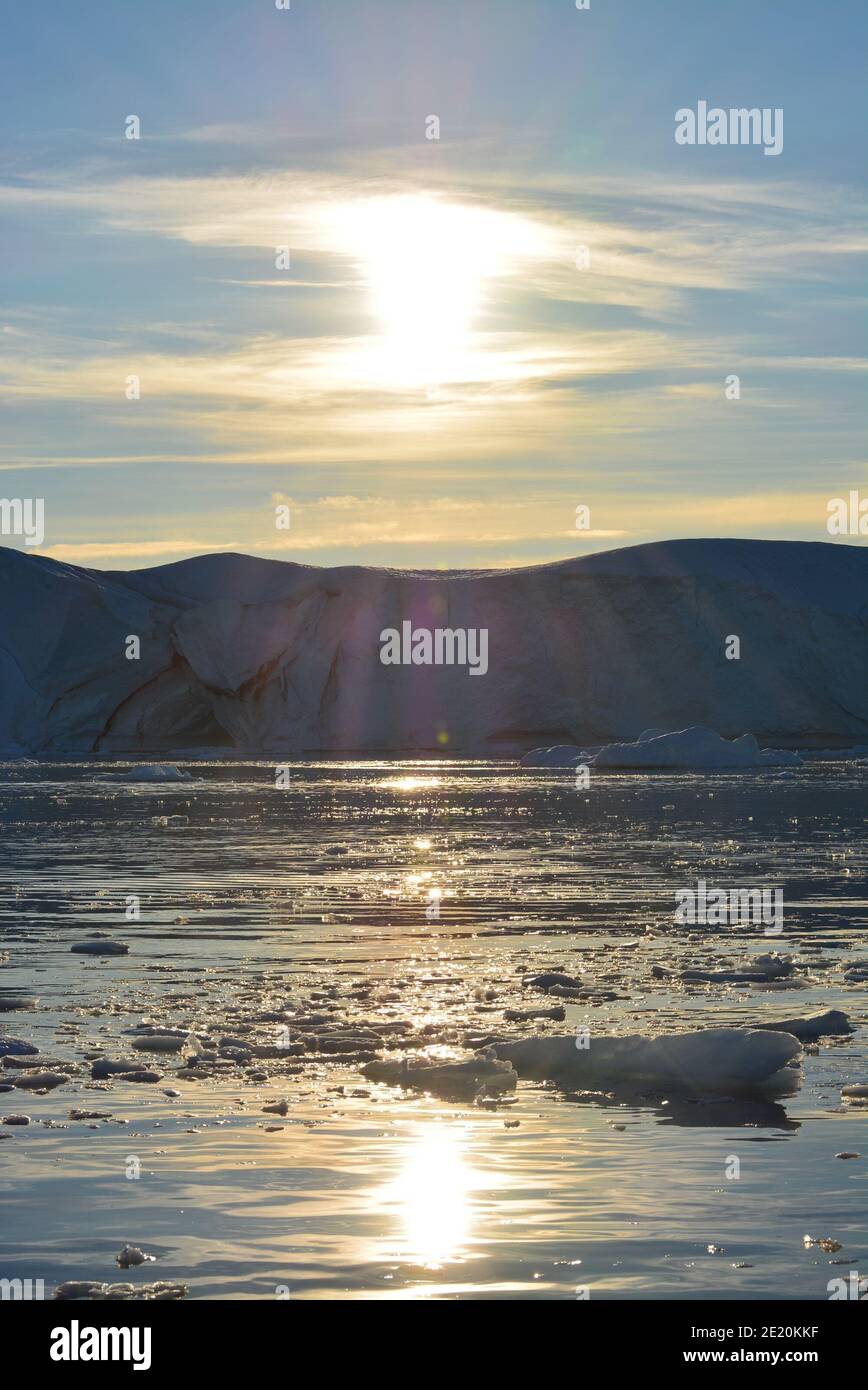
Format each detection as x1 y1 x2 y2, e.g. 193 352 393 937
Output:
385 1123 475 1269
381 776 443 792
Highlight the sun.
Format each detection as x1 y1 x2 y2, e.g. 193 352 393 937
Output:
324 193 548 388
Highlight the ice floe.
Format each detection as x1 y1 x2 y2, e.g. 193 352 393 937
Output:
519 745 588 768
490 1027 802 1091
53 1280 186 1301
680 952 795 984
104 764 193 782
593 727 802 769
754 1009 851 1040
361 1054 517 1101
520 727 802 769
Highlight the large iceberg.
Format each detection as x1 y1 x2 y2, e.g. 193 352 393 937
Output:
1 537 866 754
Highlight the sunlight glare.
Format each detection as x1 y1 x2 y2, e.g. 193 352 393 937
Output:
388 1123 474 1268
325 194 549 387
381 775 443 792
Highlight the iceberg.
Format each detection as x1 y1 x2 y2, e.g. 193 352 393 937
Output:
521 727 802 769
490 1027 802 1092
591 727 802 769
1 537 866 753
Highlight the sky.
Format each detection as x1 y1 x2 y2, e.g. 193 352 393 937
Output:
0 0 865 571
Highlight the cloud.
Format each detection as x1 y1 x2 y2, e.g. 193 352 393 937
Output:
42 538 237 562
3 163 865 318
2 145 865 569
2 322 748 469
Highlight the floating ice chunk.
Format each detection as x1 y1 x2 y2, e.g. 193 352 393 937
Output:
90 1057 141 1078
681 952 795 984
842 1084 868 1103
490 1027 802 1092
519 745 587 768
54 1279 186 1301
519 728 801 769
504 1005 566 1022
105 764 193 782
524 970 583 991
13 1070 67 1091
361 1054 517 1101
131 1035 185 1053
754 1009 851 1040
0 995 37 1012
0 1038 38 1056
591 727 802 769
116 1245 155 1269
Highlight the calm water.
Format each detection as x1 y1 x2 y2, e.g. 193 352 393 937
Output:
0 760 866 1300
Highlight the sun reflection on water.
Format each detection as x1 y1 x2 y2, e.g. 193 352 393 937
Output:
383 1123 476 1270
381 776 443 792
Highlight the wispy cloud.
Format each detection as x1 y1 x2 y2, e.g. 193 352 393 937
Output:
2 0 864 575
2 145 865 565
4 164 865 315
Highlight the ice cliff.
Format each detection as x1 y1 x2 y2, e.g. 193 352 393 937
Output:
1 538 866 754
